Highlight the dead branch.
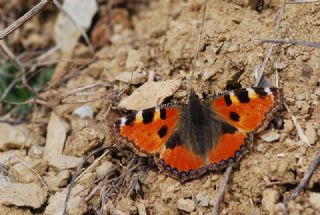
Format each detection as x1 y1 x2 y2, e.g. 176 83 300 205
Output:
259 38 320 49
0 0 52 39
63 146 108 215
255 0 286 87
287 0 320 3
211 166 233 215
284 152 320 205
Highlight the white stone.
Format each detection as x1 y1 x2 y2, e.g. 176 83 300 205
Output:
177 198 195 212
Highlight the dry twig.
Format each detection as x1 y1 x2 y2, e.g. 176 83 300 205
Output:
259 38 320 49
287 0 320 3
0 0 52 39
284 152 320 205
211 166 233 215
255 0 286 87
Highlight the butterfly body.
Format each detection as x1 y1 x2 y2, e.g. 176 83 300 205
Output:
115 87 283 182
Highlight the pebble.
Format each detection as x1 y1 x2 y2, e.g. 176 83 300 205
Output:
260 129 280 143
284 119 294 133
115 70 147 85
118 80 181 111
96 160 113 179
45 191 87 215
12 158 48 183
273 61 287 70
315 87 320 96
196 193 210 207
28 145 44 159
177 198 195 212
44 170 71 188
309 192 320 209
0 123 45 150
305 122 317 145
0 182 47 208
262 189 279 214
125 49 144 71
73 105 94 118
137 203 147 215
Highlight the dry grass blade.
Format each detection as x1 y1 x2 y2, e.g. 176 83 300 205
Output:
259 38 320 48
284 152 320 205
211 166 233 215
283 103 310 146
63 146 108 215
0 0 52 39
255 0 286 87
287 0 320 3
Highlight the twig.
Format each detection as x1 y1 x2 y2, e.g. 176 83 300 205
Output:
211 166 233 215
259 38 320 49
188 0 208 94
14 156 48 188
75 149 110 182
0 0 52 39
284 103 310 146
287 0 320 3
62 146 107 215
255 0 286 87
284 152 320 205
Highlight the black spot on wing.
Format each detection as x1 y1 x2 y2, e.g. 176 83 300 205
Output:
158 126 168 138
142 108 155 124
230 112 240 122
254 88 268 97
221 122 237 134
235 89 250 103
160 108 166 120
224 94 232 106
165 132 182 149
125 114 135 126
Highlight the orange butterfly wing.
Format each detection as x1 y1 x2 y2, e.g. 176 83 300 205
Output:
208 87 283 166
212 87 282 133
116 107 180 155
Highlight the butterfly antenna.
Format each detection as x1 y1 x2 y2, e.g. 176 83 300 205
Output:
187 0 208 98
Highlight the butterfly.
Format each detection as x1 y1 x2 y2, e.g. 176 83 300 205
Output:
114 87 283 182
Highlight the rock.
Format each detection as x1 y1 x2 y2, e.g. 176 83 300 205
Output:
12 158 48 183
315 87 320 96
126 49 144 71
177 198 195 212
305 122 317 145
45 191 87 215
44 112 82 170
284 119 294 133
0 183 47 208
309 192 320 209
54 0 97 53
262 189 279 214
96 160 113 179
260 129 280 143
0 123 44 150
196 193 210 207
0 150 26 165
273 61 287 70
137 203 147 215
115 70 147 85
44 170 71 188
119 80 181 111
73 105 94 118
28 145 44 159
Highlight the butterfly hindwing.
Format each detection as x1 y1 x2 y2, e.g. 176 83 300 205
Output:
156 132 207 182
211 87 283 133
116 106 180 156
